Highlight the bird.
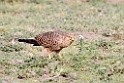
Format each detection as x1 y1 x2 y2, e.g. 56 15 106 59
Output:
18 30 74 59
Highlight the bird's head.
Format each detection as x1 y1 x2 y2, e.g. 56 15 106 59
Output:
67 35 75 43
69 36 74 41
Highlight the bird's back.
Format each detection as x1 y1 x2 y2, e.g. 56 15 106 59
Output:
35 31 74 51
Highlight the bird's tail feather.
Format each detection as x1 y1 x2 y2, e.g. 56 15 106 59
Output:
18 38 39 46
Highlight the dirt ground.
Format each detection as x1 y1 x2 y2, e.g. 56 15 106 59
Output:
82 0 124 3
106 0 124 3
73 30 124 44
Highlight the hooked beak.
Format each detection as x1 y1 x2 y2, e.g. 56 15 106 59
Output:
70 37 74 41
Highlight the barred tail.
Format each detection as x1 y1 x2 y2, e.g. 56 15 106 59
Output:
18 39 39 46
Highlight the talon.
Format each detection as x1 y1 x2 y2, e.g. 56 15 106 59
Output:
48 54 51 59
58 52 62 59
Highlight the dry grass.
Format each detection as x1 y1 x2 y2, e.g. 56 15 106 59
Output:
0 0 124 83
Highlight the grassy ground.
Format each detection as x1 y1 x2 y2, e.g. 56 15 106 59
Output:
0 0 124 83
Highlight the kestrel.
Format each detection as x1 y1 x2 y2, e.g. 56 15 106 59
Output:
18 31 74 59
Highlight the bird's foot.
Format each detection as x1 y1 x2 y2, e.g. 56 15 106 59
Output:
58 53 62 59
48 54 51 59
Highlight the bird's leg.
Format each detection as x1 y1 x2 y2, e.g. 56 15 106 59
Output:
47 48 52 59
48 54 51 59
43 48 52 59
57 51 62 59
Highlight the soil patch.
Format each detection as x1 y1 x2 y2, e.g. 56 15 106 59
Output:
73 31 113 41
106 0 124 4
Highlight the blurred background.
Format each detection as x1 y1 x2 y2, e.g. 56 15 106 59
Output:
0 0 124 83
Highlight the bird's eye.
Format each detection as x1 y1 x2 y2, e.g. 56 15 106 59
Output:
69 37 74 41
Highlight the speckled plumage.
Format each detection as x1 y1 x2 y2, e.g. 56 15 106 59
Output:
18 31 74 58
